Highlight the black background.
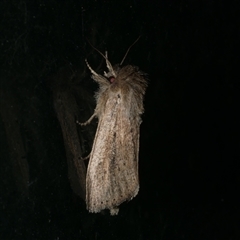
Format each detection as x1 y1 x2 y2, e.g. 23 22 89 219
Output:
0 0 239 239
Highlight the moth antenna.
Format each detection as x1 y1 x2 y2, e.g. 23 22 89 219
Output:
120 36 141 66
86 40 116 77
85 59 99 76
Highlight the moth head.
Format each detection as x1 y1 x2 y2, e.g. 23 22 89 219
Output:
104 64 121 84
85 53 118 85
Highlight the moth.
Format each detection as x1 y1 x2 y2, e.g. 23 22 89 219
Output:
80 44 147 215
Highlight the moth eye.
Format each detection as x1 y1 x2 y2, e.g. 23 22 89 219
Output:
108 76 115 83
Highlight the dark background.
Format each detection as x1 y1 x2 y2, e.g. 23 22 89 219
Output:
0 0 239 239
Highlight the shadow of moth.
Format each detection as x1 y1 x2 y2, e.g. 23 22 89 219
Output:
81 48 147 215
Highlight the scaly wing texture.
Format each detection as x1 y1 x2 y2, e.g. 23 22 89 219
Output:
86 89 140 214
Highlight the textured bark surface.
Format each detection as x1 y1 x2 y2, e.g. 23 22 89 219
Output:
51 67 95 200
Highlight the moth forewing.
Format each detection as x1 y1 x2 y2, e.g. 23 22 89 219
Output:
84 54 147 215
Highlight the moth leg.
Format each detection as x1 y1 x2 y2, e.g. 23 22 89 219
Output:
81 153 90 161
76 113 97 126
